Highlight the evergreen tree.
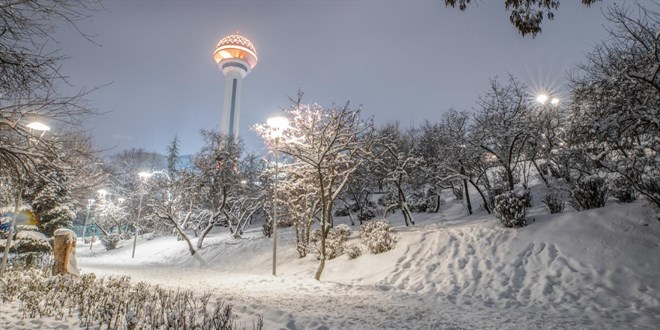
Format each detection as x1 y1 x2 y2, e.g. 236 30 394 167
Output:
27 165 76 237
167 135 180 177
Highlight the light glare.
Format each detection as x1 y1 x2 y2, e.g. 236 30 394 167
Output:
26 122 50 131
536 94 548 104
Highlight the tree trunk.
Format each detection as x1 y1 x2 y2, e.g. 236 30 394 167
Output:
197 222 214 249
397 181 414 226
463 178 472 215
468 179 491 214
172 218 196 256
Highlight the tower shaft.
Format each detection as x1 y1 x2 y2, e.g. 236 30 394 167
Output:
221 70 244 137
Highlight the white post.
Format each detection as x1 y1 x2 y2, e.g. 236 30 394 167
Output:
272 142 279 276
0 189 22 272
81 200 93 244
132 193 144 258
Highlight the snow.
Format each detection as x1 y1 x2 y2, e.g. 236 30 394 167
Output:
64 197 660 329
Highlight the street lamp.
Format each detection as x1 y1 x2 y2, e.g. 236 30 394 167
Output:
81 198 96 244
1 121 53 272
26 121 50 139
132 171 152 258
266 115 289 276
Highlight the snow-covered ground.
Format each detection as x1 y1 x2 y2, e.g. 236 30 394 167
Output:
64 195 660 330
2 194 658 329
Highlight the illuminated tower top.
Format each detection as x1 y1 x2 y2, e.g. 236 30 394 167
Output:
213 33 258 76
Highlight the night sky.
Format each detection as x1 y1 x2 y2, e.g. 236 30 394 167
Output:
53 0 613 155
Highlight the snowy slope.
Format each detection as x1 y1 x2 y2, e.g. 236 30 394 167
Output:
75 199 660 329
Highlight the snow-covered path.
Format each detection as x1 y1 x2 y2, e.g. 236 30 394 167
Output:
78 263 607 330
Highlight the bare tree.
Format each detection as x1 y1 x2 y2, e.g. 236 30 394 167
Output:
256 94 374 280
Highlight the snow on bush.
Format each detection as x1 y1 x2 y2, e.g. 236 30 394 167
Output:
0 268 263 330
9 230 52 268
345 244 362 260
542 189 565 214
494 191 527 228
101 233 121 251
310 224 352 260
360 219 397 254
570 175 610 211
611 175 636 203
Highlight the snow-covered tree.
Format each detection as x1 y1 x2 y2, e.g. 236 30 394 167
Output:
192 131 241 248
372 123 421 226
568 2 660 207
256 95 374 280
470 75 536 193
24 160 76 237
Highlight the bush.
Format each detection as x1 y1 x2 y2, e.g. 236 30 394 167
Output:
542 189 565 214
612 176 636 203
334 207 350 217
0 269 263 330
520 189 532 208
345 244 362 260
358 209 375 221
360 219 397 254
101 233 121 251
570 176 610 211
310 224 352 260
494 191 527 228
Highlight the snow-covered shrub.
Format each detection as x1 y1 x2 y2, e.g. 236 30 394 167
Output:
101 233 121 251
10 230 52 268
452 185 464 200
611 176 636 203
358 209 375 221
334 207 350 217
407 191 430 213
542 189 565 214
296 241 308 258
360 219 397 254
494 191 527 228
345 244 362 260
0 269 263 329
570 176 610 211
520 189 532 208
310 224 352 260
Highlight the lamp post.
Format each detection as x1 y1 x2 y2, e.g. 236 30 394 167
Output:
0 121 51 273
536 93 560 178
81 198 96 244
267 116 289 276
132 171 153 258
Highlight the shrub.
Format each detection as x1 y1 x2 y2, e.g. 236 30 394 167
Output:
360 219 397 254
494 191 527 228
542 189 565 214
101 233 121 251
520 189 532 207
334 207 350 217
452 185 464 200
611 176 636 203
310 224 352 260
570 176 610 211
345 244 362 260
0 269 263 330
358 209 375 221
